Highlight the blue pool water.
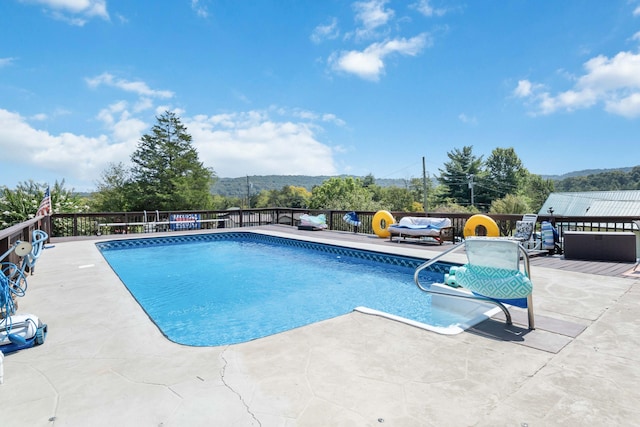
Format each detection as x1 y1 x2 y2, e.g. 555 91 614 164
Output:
97 233 485 346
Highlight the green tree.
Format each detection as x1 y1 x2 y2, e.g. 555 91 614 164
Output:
629 166 640 189
555 169 636 192
523 173 554 212
210 194 235 210
309 177 382 210
378 186 416 211
430 201 479 214
489 193 531 214
406 176 437 212
279 186 311 208
91 162 133 212
438 146 484 208
362 173 376 188
252 190 270 208
0 180 88 227
253 186 311 208
480 147 528 202
129 111 216 211
489 193 532 236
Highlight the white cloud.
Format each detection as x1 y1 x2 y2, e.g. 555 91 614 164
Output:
185 111 338 177
513 80 534 97
271 106 346 127
0 103 343 187
21 0 109 25
634 6 640 16
458 113 477 125
515 49 640 118
96 101 147 143
320 1 433 80
329 34 430 81
133 97 154 113
329 50 384 81
1 56 344 186
0 108 133 185
191 0 209 18
579 52 640 90
311 17 340 44
0 57 16 68
0 69 160 187
411 0 447 17
353 0 394 40
321 113 346 127
86 73 174 99
605 92 640 117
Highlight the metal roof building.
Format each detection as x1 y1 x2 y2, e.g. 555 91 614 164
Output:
539 190 640 217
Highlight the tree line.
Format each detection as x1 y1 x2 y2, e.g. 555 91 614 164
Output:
2 111 639 228
211 175 416 198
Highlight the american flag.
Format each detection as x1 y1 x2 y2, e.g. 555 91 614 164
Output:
36 187 51 217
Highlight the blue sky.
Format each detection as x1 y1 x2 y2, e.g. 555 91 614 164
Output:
2 0 640 192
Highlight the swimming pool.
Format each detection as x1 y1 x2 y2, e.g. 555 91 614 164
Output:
97 232 497 346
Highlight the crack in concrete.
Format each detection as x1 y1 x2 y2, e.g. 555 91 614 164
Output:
220 347 262 426
30 364 60 425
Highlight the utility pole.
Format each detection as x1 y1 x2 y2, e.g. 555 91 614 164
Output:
468 174 475 207
246 176 251 208
422 156 428 213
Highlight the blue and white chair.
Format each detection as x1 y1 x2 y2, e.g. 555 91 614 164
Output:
513 214 538 250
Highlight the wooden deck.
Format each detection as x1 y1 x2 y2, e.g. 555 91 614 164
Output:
284 227 640 280
528 253 639 278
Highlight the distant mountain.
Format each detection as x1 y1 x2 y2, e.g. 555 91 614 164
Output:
211 175 414 198
211 166 640 198
551 166 640 192
541 167 635 181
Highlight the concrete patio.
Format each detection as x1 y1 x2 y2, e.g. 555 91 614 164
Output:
1 226 639 426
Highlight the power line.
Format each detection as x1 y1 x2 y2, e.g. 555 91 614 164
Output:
377 160 423 179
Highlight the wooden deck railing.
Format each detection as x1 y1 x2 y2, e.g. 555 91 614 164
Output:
0 216 51 266
46 209 640 244
2 210 638 257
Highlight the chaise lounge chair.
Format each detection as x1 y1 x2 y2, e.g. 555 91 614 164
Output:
388 216 454 245
414 237 535 329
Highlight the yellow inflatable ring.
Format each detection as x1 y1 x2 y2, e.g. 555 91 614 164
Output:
463 214 500 238
372 210 395 238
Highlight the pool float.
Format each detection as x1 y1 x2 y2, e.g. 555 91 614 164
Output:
443 266 460 288
299 214 328 229
343 211 361 227
463 214 500 238
372 210 395 238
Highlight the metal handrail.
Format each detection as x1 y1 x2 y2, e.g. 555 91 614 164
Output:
95 217 231 235
413 240 535 329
